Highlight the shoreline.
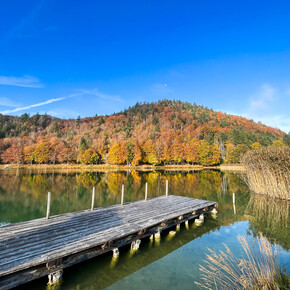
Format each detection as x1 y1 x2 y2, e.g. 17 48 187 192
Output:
0 164 245 172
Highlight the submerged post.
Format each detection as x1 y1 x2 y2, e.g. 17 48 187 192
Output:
121 184 124 205
166 180 168 197
145 182 148 201
46 192 51 219
91 186 95 211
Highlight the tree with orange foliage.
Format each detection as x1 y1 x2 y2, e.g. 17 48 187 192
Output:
142 140 159 165
34 141 50 164
131 142 142 166
1 145 23 164
108 142 127 165
225 141 236 164
184 138 199 164
172 134 185 163
23 145 36 164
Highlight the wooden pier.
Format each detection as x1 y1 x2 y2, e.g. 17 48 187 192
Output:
0 195 217 289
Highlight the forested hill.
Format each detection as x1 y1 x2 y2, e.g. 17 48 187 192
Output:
0 100 289 166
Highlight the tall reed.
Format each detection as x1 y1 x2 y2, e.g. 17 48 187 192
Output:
195 234 289 289
241 146 290 200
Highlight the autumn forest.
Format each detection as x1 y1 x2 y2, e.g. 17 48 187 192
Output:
0 100 289 166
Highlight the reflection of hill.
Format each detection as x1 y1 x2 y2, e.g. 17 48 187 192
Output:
246 194 290 250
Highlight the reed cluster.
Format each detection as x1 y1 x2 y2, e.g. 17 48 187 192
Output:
195 234 289 289
241 146 290 200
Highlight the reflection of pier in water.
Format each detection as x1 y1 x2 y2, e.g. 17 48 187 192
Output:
0 195 217 289
58 218 220 290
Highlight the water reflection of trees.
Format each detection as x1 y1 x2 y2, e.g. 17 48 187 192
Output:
246 194 289 250
0 170 249 224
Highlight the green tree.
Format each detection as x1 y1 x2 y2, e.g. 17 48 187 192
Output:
79 148 98 164
282 133 290 146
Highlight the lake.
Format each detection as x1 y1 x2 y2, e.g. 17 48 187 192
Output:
0 169 289 289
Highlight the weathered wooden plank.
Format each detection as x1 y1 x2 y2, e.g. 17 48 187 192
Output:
0 200 209 266
0 195 217 287
0 198 213 264
0 202 215 276
0 197 205 249
0 197 203 253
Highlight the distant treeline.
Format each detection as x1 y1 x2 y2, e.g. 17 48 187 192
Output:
0 100 289 165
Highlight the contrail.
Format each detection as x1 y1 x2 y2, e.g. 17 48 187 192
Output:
0 95 76 115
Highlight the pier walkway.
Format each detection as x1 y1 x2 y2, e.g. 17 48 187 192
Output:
0 195 217 289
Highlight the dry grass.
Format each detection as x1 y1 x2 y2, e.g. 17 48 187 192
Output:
195 234 289 289
241 146 290 200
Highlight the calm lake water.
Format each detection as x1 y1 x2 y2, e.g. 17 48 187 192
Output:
0 169 289 289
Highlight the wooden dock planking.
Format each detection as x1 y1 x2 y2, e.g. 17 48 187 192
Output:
0 195 217 289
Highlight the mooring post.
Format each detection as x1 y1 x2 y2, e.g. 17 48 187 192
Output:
91 186 95 211
46 192 51 219
233 192 236 215
145 182 148 201
121 184 124 205
166 180 168 197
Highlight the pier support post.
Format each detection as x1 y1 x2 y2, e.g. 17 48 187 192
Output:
46 192 51 219
112 248 119 258
194 218 203 226
185 220 189 229
121 184 124 205
169 230 176 236
48 270 63 285
145 182 148 201
176 224 180 231
91 187 95 211
131 239 141 250
154 231 161 239
166 180 168 196
233 192 236 214
211 208 218 214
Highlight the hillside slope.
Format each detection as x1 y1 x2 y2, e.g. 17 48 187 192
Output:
0 100 288 166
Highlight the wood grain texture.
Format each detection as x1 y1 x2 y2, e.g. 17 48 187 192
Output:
0 195 217 288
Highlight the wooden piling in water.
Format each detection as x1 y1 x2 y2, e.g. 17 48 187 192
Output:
166 180 168 196
91 187 95 211
121 184 124 205
46 192 51 220
145 182 148 201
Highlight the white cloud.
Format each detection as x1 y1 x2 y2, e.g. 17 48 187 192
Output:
231 84 290 133
0 75 44 88
0 88 120 116
248 84 276 115
78 88 124 102
253 115 290 133
0 97 21 107
0 97 67 115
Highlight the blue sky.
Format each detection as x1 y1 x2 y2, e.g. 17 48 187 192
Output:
0 1 290 132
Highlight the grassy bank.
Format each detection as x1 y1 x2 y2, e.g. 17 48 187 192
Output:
0 163 245 172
